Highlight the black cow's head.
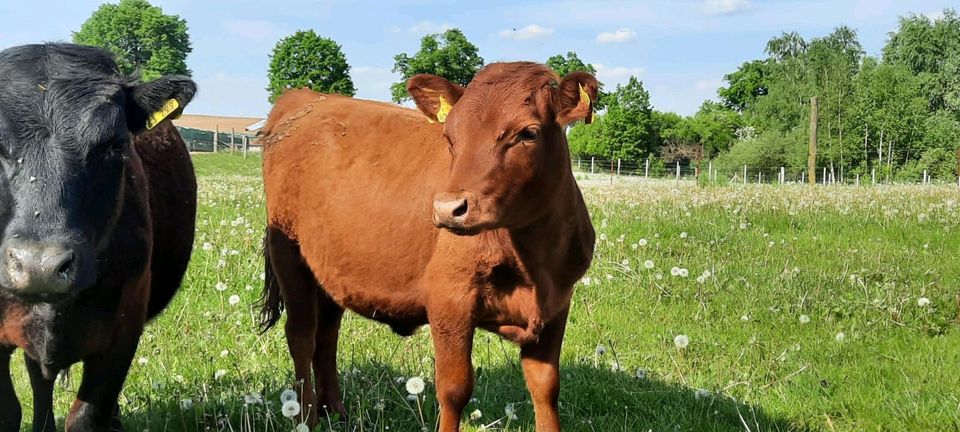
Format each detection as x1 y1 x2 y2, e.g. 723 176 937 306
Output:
0 43 196 301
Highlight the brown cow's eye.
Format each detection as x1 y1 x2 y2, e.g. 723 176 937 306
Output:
517 128 539 142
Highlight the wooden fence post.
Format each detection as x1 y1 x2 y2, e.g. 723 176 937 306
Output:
743 165 747 185
617 158 621 176
675 161 680 181
808 96 818 184
591 157 595 174
644 158 650 178
230 128 236 154
213 126 219 153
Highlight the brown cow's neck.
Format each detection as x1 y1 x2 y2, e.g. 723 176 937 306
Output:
509 169 592 288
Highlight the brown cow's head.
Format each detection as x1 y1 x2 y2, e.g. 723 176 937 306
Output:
408 62 597 235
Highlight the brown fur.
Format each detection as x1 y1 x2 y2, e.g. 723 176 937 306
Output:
261 63 596 431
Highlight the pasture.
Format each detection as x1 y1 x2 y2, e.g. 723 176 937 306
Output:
8 153 959 431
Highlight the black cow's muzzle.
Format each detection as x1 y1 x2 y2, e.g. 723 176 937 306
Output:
0 239 88 298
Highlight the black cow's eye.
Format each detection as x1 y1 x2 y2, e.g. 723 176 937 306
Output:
517 127 539 142
109 139 127 154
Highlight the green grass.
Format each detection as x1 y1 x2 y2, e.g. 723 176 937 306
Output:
9 153 960 431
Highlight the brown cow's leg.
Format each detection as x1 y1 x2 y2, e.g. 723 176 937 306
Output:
0 347 21 432
429 321 475 432
268 228 320 426
66 340 138 432
312 292 346 419
520 307 569 432
24 354 56 432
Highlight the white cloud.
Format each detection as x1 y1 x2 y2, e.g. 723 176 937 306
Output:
596 28 637 43
499 24 554 40
702 0 752 16
594 64 645 87
408 21 453 35
694 78 724 91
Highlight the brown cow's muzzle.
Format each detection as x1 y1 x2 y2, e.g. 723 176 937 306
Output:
433 191 486 235
0 240 84 297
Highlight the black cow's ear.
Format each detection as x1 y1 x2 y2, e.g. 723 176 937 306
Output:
407 74 464 123
554 71 599 127
126 76 197 133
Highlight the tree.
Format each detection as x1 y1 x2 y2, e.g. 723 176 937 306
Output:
73 0 191 80
547 51 597 76
602 76 654 161
391 29 483 103
267 30 356 102
718 60 769 112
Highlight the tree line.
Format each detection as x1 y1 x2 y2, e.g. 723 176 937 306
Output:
71 1 959 180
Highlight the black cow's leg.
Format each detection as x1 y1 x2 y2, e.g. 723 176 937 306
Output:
66 340 138 432
0 347 21 432
24 354 56 432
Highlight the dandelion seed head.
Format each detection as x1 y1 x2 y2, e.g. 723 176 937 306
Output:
674 334 690 349
405 376 426 395
281 400 301 418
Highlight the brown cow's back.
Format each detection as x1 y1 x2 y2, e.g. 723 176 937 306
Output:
263 92 448 321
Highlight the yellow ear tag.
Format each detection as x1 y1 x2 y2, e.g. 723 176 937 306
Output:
146 98 180 130
436 95 453 123
578 84 594 123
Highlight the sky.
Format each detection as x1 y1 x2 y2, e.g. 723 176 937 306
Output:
2 0 959 118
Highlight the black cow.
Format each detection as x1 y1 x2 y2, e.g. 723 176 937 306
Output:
0 43 198 431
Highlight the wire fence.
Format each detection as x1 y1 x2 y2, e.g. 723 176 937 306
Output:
177 126 260 154
573 157 960 187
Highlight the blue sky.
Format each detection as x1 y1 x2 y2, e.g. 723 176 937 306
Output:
3 0 958 117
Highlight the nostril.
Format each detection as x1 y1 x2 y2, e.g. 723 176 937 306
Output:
452 199 468 218
56 253 75 279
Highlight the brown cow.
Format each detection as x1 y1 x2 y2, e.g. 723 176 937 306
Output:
260 62 596 431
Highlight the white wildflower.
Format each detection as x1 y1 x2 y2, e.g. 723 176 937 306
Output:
214 369 227 380
294 423 309 432
917 297 931 307
228 294 241 306
405 376 425 395
215 282 228 292
505 403 518 421
282 400 301 418
280 389 298 403
674 334 690 349
180 398 194 410
469 409 482 421
595 344 607 356
835 332 845 343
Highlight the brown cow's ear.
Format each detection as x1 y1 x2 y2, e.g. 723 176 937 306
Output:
555 71 599 127
407 74 465 123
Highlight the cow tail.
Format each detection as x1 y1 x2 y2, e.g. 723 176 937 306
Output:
258 231 284 333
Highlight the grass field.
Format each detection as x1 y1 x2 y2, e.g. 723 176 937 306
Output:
9 153 960 431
